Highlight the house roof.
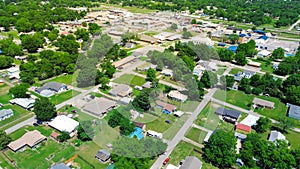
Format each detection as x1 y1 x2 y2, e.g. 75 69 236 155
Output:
120 97 133 104
257 50 271 57
240 114 259 126
215 107 241 119
287 103 300 120
36 82 66 93
8 130 46 151
50 163 71 169
161 69 173 76
156 100 177 112
49 115 79 133
112 55 136 68
9 98 35 109
109 84 132 97
0 109 13 118
95 149 111 161
83 97 117 115
253 98 275 108
268 130 286 142
236 123 251 132
180 156 202 169
168 90 188 102
139 34 158 43
134 121 146 129
142 81 152 88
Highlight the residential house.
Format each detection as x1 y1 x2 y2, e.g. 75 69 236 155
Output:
179 156 203 169
119 97 133 105
257 50 271 57
9 98 35 110
0 109 13 121
142 81 152 88
49 115 79 136
174 111 184 118
35 82 67 97
286 103 300 120
252 98 274 109
7 67 20 80
8 130 47 152
112 55 137 68
109 84 132 97
215 107 241 123
236 123 251 133
125 42 135 49
83 97 117 116
268 130 286 143
95 149 111 163
234 70 256 81
156 100 177 115
161 69 173 77
197 60 218 71
167 90 188 102
193 65 206 77
139 34 158 44
50 163 71 169
240 114 260 126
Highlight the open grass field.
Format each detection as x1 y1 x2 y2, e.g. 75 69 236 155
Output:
113 74 146 86
0 152 14 169
213 89 254 110
46 74 76 85
169 141 218 169
185 127 208 143
0 105 32 130
50 90 81 105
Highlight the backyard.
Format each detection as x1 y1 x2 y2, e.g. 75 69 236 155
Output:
229 68 243 75
0 83 13 104
45 73 77 86
49 90 81 105
113 74 146 86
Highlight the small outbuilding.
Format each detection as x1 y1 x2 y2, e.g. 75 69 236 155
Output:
95 149 111 163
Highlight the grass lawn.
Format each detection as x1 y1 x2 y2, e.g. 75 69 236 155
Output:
139 56 148 61
0 83 13 104
146 112 174 133
45 74 76 85
169 141 217 169
113 74 146 86
229 68 243 75
0 105 31 130
6 139 75 169
50 90 81 105
0 152 14 169
144 31 159 36
163 114 189 140
251 59 274 73
213 89 254 110
185 127 208 143
216 66 227 75
195 102 235 131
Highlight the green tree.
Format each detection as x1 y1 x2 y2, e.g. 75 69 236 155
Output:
228 34 239 44
146 68 157 82
75 28 89 41
285 85 300 105
239 78 250 92
271 47 284 60
235 51 247 66
191 19 197 24
9 83 29 98
88 23 101 35
121 32 136 43
99 77 110 90
0 56 13 69
253 117 271 133
170 23 178 30
0 130 11 150
57 131 70 142
34 97 56 121
182 28 192 39
132 89 151 111
278 117 295 133
220 75 235 89
119 118 135 136
200 71 218 88
15 18 32 32
204 130 236 168
182 55 195 71
21 33 45 53
77 121 94 141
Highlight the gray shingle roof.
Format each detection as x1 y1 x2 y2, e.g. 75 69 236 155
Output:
0 109 13 118
36 82 66 93
180 156 202 169
287 103 300 120
215 107 241 119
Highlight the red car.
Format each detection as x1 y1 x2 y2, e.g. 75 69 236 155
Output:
163 157 170 165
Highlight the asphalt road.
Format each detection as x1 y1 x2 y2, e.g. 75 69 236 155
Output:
150 88 217 169
5 116 36 134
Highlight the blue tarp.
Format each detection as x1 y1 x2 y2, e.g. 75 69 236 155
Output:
0 49 2 54
258 35 268 40
217 42 226 47
227 45 238 53
254 30 265 35
106 164 115 169
130 127 144 140
285 53 295 57
239 34 247 37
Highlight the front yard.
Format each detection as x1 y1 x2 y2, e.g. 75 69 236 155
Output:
185 127 208 143
113 74 146 86
49 90 81 105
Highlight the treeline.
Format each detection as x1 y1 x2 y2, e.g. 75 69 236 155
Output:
111 0 300 27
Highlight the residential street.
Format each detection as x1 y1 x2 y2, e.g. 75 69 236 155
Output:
150 88 217 169
5 116 35 134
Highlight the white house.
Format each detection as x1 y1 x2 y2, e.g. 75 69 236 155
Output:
9 98 35 110
0 109 14 121
168 90 188 102
49 115 79 136
268 130 287 143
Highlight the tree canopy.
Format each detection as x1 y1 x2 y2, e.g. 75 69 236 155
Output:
33 97 56 121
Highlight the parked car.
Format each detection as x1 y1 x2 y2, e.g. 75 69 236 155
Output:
33 123 39 126
163 157 170 165
165 120 171 124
